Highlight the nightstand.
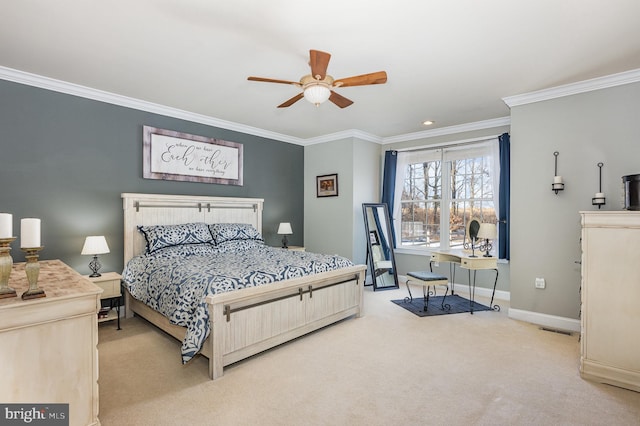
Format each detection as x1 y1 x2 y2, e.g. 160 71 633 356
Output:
286 246 305 252
85 272 123 330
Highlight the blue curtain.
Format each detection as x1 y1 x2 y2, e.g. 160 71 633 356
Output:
381 150 398 246
498 133 510 260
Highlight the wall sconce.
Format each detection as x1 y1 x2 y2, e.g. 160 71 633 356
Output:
592 162 606 208
552 151 565 194
277 223 293 249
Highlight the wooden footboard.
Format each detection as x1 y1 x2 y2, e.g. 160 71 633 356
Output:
125 265 365 379
207 265 365 379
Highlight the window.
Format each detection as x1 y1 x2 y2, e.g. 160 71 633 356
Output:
394 140 499 252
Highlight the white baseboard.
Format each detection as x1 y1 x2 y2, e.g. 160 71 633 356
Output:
508 308 581 333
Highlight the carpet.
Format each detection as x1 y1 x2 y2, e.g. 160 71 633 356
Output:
391 294 491 317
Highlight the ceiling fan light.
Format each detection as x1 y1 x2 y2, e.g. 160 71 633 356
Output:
303 84 331 106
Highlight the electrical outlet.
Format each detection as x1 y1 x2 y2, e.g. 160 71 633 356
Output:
535 277 546 289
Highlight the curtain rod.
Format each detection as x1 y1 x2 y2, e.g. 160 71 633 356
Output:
392 134 500 153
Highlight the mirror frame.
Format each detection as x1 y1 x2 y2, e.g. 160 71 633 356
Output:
467 218 481 241
362 203 399 291
464 218 481 253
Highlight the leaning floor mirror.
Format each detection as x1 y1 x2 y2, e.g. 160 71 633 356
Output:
362 203 399 290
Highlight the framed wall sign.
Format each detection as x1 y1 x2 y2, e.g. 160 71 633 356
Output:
316 173 338 197
143 126 243 186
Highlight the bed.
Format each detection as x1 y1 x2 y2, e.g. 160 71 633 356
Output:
121 193 366 380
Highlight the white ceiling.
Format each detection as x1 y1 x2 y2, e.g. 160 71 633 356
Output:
2 0 640 143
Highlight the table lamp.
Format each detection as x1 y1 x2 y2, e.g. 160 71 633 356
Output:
82 236 110 277
477 223 497 257
277 223 293 249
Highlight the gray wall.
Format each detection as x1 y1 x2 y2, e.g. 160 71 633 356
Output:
303 137 380 264
509 81 640 319
0 80 304 275
351 139 382 264
304 138 355 260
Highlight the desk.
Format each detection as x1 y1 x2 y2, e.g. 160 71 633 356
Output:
431 250 499 313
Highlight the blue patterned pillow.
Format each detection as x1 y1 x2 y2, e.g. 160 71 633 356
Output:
216 239 265 253
209 223 263 244
139 222 214 253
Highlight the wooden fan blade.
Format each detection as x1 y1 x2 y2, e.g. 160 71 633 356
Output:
333 71 387 87
277 92 304 108
329 91 354 108
309 50 331 80
248 76 300 86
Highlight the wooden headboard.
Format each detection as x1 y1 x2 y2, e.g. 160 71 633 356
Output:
121 193 264 264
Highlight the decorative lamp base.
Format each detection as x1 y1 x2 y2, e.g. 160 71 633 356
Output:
88 255 102 277
479 238 493 257
281 235 289 249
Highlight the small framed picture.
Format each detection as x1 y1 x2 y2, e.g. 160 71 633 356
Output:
316 173 339 197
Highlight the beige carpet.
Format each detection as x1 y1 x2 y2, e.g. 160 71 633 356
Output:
98 287 640 425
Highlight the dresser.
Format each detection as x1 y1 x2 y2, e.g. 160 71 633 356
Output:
580 211 640 392
0 260 102 425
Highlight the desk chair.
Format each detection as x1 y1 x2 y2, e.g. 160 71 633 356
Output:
405 267 450 312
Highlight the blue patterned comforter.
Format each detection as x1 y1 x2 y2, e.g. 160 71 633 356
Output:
122 240 354 363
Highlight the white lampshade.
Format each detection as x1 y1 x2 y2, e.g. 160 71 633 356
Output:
477 223 497 240
303 84 331 106
81 236 110 255
277 223 293 235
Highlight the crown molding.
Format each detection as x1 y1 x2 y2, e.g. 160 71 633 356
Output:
381 117 511 144
0 66 304 145
303 129 383 145
503 68 640 108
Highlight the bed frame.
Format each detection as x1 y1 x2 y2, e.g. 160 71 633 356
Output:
122 193 366 380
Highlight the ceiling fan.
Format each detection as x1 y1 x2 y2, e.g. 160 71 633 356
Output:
248 49 387 109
